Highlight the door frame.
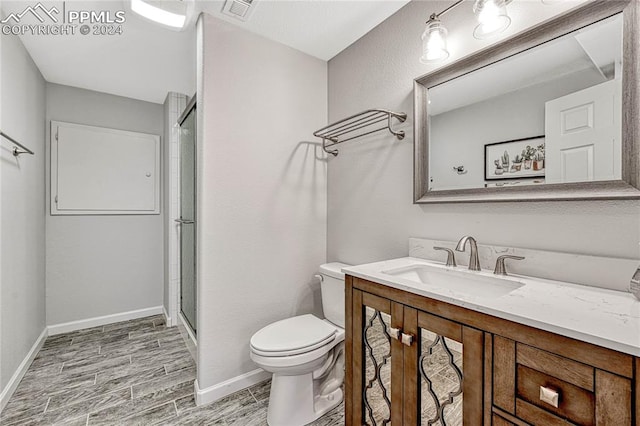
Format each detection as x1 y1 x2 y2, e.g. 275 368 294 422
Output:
166 92 189 329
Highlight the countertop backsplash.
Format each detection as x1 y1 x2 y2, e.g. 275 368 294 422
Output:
409 238 639 293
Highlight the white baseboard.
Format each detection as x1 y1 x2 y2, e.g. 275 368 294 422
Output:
47 306 164 336
195 369 271 406
0 328 48 412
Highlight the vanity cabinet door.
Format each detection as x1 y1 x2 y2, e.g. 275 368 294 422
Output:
348 284 486 426
351 289 405 425
403 308 484 425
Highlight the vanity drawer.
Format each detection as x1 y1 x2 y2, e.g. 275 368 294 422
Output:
516 344 594 391
516 365 594 425
515 343 595 425
492 338 635 425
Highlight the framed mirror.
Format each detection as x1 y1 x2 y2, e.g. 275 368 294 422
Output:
414 0 639 203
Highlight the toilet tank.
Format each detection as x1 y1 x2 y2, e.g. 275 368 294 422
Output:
319 262 351 329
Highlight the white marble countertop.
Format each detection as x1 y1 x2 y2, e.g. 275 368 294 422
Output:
343 257 640 357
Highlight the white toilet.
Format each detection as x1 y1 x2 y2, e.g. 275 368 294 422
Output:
250 262 350 426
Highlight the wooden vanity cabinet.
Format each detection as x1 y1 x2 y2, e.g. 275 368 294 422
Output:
345 275 639 426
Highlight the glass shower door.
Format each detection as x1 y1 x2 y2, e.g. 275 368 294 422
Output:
178 99 197 334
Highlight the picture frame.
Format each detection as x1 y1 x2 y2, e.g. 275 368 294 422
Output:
484 136 545 181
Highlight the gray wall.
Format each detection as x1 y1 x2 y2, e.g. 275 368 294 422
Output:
327 2 639 271
0 34 46 394
45 84 165 325
197 14 328 389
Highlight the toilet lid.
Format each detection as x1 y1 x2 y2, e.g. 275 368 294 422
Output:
250 314 337 356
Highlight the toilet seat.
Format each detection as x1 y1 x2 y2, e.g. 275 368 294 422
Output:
250 327 345 371
250 314 338 357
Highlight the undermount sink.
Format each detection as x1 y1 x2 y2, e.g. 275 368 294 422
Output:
382 263 525 298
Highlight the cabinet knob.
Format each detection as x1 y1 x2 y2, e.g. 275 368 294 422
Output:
539 386 560 408
389 327 401 340
401 333 414 347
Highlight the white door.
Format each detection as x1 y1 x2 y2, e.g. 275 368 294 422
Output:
545 79 621 183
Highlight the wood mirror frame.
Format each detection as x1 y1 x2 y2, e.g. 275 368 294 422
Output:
414 0 639 203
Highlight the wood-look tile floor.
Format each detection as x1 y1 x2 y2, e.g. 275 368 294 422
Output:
1 315 345 426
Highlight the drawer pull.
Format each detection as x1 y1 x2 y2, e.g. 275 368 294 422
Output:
389 327 401 340
401 333 414 347
539 386 560 408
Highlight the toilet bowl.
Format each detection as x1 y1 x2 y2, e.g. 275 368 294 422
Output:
249 262 350 426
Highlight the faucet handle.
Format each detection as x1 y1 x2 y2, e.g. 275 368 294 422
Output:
434 247 457 267
494 255 525 276
630 267 640 300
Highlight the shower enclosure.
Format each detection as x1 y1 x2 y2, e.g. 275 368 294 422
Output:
177 97 197 335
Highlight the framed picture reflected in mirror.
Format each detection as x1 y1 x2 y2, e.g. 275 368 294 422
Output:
484 136 545 182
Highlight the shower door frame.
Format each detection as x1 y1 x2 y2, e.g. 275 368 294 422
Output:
177 95 198 336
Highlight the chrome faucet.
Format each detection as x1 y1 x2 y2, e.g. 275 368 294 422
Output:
455 236 481 271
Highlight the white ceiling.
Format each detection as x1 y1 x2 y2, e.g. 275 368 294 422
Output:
200 0 410 61
2 0 410 104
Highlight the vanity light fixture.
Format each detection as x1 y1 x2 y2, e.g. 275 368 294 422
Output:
421 14 450 63
420 0 514 63
420 0 463 64
473 0 512 39
130 0 193 30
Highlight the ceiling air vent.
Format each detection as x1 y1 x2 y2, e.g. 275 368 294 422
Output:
222 0 256 22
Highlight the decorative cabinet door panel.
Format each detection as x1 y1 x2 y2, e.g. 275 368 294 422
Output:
403 309 484 425
352 290 404 425
351 288 484 426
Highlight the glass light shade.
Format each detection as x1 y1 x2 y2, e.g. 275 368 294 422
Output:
420 17 450 64
473 0 511 39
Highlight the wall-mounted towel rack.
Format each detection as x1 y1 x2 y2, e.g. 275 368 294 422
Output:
314 108 407 156
1 130 34 156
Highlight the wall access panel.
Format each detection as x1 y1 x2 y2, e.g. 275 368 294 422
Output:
51 121 160 215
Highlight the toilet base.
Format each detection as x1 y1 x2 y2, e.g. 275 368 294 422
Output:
266 373 343 426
